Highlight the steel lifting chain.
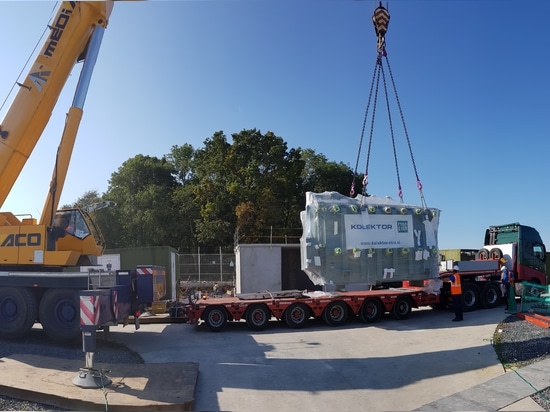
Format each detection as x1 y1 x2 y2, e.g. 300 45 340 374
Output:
351 1 427 209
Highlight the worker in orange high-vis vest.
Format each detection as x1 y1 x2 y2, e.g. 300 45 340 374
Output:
449 265 463 322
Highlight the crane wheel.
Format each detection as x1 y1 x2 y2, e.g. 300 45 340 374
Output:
39 288 80 342
0 287 37 339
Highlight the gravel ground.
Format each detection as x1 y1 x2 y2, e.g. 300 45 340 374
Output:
2 314 550 411
493 314 550 411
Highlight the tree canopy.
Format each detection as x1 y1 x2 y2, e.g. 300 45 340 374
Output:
68 129 362 251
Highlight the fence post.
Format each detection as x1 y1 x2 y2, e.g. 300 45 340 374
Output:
219 246 223 282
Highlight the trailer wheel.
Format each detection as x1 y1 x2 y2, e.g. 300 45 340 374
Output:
489 248 503 260
284 303 310 329
322 300 348 326
481 282 501 309
0 287 37 339
461 283 480 312
476 248 489 260
203 305 228 332
245 303 271 331
39 289 80 342
359 298 382 323
390 296 412 320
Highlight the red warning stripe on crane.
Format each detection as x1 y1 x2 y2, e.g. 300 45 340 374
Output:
80 295 100 326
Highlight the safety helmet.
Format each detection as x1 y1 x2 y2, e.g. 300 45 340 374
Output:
453 265 459 271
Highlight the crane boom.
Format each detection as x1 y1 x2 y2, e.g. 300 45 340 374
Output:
0 2 113 269
0 1 113 209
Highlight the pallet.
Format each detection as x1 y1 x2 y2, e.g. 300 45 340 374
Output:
517 312 550 328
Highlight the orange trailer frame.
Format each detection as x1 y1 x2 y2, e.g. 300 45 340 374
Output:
185 287 441 332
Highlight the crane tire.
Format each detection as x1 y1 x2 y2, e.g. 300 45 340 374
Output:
39 288 80 342
0 287 37 339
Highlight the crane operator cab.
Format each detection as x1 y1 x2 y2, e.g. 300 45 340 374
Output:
48 208 105 266
0 207 105 270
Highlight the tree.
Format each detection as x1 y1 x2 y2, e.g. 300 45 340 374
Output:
166 143 195 185
167 144 200 251
104 155 179 248
68 130 364 250
191 129 306 247
62 189 102 210
227 129 305 243
192 131 235 248
300 148 360 196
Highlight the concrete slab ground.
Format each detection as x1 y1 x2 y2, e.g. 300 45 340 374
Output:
112 306 509 411
0 354 198 411
1 306 548 411
416 357 550 411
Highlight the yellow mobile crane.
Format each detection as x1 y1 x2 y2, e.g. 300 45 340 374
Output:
0 2 113 340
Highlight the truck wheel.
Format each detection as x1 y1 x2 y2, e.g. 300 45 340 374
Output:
489 248 503 260
245 303 270 331
322 300 348 326
39 289 80 342
284 303 310 329
0 287 37 339
203 305 228 332
476 248 489 260
461 283 480 312
359 298 382 323
390 296 412 320
481 282 501 309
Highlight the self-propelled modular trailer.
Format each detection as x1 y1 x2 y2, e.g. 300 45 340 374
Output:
186 223 547 332
185 287 441 332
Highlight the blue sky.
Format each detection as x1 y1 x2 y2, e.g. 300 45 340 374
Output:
0 0 549 250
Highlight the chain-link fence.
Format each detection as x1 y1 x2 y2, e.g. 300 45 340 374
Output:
177 228 302 299
177 248 236 298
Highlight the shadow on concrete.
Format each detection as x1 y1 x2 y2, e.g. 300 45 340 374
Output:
108 306 507 411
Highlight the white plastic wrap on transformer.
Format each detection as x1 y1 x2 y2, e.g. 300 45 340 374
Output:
300 191 441 288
